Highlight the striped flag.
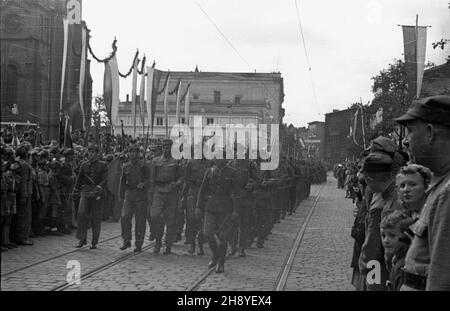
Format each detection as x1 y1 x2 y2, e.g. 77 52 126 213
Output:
164 76 170 137
175 80 182 124
139 70 146 133
184 86 191 126
131 56 139 138
401 20 428 100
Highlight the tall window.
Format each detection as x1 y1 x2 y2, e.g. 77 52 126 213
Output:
234 96 241 104
181 117 186 124
4 64 18 114
193 94 200 100
156 117 163 126
207 118 214 125
214 91 221 104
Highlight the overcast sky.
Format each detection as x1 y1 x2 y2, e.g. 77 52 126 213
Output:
83 0 450 127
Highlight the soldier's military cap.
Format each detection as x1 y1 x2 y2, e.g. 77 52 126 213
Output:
87 143 99 152
395 95 450 127
105 154 114 162
10 161 21 171
63 148 74 156
370 136 396 158
362 152 393 173
50 159 62 169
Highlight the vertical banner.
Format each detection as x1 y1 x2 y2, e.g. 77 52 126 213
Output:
109 56 120 129
175 80 182 124
402 25 428 100
79 26 87 131
60 18 69 111
103 60 112 126
139 71 146 135
131 57 138 138
163 77 171 137
146 66 155 136
185 87 190 126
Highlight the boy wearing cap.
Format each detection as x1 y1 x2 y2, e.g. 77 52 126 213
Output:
381 210 414 291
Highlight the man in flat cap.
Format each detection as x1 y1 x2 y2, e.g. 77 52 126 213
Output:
358 151 402 291
118 145 149 252
74 144 108 249
395 95 450 291
148 139 183 254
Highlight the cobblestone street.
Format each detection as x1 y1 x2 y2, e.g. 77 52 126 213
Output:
1 174 355 291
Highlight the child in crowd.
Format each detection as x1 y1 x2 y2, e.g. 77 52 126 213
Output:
380 210 414 291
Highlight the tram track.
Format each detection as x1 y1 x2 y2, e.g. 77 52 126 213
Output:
51 241 156 291
274 182 325 291
1 234 122 278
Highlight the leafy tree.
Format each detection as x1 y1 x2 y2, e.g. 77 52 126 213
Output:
91 95 109 129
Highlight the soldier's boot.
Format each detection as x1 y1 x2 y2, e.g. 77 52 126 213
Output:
227 244 237 257
120 240 131 250
215 243 226 273
207 241 218 268
197 234 204 255
75 239 87 248
153 239 162 254
163 244 172 255
188 241 196 254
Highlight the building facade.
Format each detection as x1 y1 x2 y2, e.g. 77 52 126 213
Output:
323 108 357 164
115 71 284 140
1 0 92 140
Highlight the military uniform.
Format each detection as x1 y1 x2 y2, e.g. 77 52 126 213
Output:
119 155 150 251
227 158 257 257
15 153 33 245
252 162 273 248
75 153 108 248
181 158 209 254
148 140 183 254
57 152 76 233
196 159 240 273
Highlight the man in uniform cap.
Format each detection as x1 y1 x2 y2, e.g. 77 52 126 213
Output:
118 144 149 252
74 144 108 249
358 151 402 291
395 95 450 290
148 139 183 254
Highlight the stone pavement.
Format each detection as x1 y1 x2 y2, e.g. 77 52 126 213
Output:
1 174 356 291
284 175 355 291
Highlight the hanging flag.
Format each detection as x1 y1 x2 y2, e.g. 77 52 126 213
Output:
175 80 182 124
103 60 112 126
401 23 427 100
109 56 120 129
370 107 384 130
79 26 87 130
185 86 191 126
139 70 146 132
350 108 359 145
146 66 155 135
60 18 69 112
163 76 170 137
64 114 73 148
131 56 139 138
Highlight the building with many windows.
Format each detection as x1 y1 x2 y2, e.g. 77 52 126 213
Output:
323 108 357 164
115 71 284 140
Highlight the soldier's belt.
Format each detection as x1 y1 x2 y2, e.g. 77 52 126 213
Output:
401 267 427 290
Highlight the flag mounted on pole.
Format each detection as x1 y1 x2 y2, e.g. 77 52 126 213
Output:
79 26 87 131
131 54 139 138
401 15 428 100
139 61 146 136
184 85 191 126
146 66 155 137
175 80 182 125
163 76 171 138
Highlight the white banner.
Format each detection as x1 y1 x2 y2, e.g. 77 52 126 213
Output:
131 57 138 137
139 69 146 131
185 87 190 126
60 18 69 111
146 66 155 133
110 56 120 127
79 26 87 130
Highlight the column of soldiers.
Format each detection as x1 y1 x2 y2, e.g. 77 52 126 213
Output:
1 135 328 276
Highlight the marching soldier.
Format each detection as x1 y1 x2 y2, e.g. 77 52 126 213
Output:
119 145 150 252
195 155 240 273
148 139 183 255
227 151 257 257
180 150 210 255
74 144 108 249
